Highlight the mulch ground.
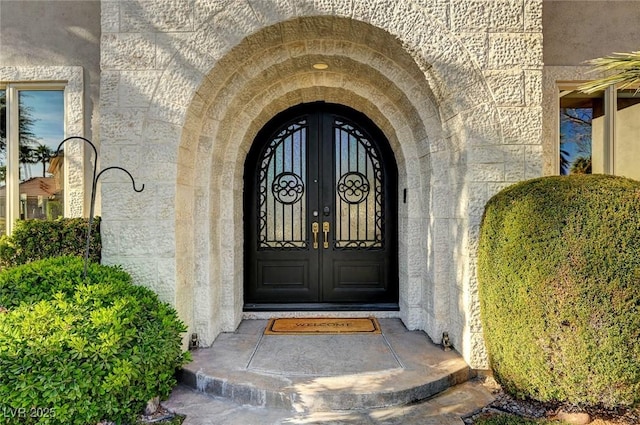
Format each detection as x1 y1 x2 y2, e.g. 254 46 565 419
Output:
463 376 640 425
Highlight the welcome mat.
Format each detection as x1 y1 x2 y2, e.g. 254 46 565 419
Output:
264 317 381 335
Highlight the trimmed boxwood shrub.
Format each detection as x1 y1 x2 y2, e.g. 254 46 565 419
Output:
0 256 189 424
478 174 640 408
0 217 101 268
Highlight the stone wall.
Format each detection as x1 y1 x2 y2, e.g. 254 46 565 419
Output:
100 0 543 368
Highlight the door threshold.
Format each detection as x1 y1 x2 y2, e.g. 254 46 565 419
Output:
243 303 399 312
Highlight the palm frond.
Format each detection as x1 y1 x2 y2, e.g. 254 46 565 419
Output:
579 51 640 93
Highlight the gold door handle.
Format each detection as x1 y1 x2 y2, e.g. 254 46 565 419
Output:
312 222 319 249
323 222 330 249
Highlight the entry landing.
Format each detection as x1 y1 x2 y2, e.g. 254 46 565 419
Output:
177 319 475 413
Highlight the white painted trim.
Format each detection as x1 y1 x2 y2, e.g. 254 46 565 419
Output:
5 86 19 234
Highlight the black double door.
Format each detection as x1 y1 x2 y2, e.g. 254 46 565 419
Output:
244 103 398 308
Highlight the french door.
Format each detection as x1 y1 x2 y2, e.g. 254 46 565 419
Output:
244 103 398 308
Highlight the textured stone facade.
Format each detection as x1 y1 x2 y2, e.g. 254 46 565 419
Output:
99 0 544 368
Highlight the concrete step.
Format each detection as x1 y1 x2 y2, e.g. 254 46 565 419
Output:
177 319 475 413
162 380 496 425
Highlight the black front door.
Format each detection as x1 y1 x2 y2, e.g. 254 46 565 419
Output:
244 103 398 308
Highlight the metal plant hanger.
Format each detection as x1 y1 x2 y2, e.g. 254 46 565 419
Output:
54 137 144 278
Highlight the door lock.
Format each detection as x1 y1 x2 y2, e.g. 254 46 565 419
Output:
312 222 319 249
322 221 330 249
323 206 330 216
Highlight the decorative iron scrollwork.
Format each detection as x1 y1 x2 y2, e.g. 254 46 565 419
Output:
334 119 383 249
271 172 305 205
258 120 308 249
337 171 370 204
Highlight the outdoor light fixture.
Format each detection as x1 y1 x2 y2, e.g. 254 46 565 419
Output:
190 333 199 350
441 332 453 351
312 62 329 70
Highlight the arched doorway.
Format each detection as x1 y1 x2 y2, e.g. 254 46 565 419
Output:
244 103 398 310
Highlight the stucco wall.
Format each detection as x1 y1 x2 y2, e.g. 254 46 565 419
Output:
543 1 640 66
542 2 640 177
0 1 100 137
0 0 101 215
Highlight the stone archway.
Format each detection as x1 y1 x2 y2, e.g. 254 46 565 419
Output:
185 22 433 342
173 14 498 368
97 0 537 369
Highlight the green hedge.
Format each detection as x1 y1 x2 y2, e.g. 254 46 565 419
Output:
0 218 101 268
478 175 640 408
0 256 189 424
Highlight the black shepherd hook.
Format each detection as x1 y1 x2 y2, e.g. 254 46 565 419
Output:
54 137 145 279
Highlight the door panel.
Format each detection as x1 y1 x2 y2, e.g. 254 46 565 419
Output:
334 262 383 287
260 262 308 287
244 103 397 306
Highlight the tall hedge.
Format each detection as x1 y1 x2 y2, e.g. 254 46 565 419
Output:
478 175 640 408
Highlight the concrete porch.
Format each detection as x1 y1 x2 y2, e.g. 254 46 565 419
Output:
163 319 495 424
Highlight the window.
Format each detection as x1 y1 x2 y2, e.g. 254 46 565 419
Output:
0 66 84 233
1 86 66 231
0 84 65 234
0 84 64 233
559 85 640 180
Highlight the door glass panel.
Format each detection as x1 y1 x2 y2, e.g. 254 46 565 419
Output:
258 119 307 249
334 119 383 249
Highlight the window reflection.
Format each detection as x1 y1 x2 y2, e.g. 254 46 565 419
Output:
18 90 64 220
0 89 64 228
559 90 602 175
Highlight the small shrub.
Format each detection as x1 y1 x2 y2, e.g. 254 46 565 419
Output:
45 200 63 220
0 217 101 268
478 175 640 408
0 256 190 425
0 255 121 309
